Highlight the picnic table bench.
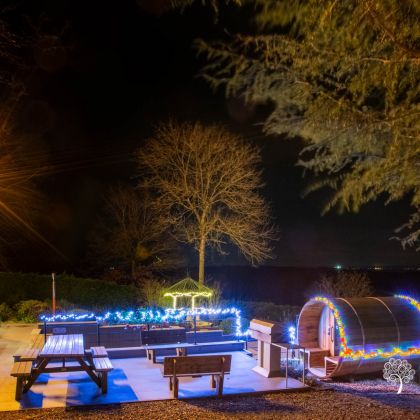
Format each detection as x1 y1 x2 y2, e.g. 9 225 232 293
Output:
143 342 192 363
10 334 113 400
162 354 232 398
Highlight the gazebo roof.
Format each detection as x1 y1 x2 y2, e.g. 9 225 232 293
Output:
163 277 213 297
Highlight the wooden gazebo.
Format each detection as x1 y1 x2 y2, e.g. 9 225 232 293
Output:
163 277 213 309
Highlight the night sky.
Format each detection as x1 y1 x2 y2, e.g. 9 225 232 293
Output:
5 0 419 272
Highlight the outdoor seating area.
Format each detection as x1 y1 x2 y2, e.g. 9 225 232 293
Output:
1 325 307 411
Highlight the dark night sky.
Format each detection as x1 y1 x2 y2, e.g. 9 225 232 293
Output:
7 0 419 272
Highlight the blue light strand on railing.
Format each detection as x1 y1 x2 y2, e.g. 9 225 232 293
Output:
288 325 296 344
40 306 250 336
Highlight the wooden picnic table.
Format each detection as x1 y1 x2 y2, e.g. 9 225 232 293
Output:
16 334 110 399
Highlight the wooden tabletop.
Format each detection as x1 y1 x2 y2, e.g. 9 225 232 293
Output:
39 334 85 358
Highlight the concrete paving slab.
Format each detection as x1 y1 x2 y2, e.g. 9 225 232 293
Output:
0 324 307 412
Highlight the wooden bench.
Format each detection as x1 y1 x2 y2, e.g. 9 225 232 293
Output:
92 357 113 393
13 348 39 362
10 361 33 400
162 354 232 398
87 346 108 358
144 341 242 363
144 343 190 363
32 334 46 350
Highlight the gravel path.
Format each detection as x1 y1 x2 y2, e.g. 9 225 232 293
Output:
1 387 419 420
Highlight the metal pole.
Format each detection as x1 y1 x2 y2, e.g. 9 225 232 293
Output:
194 314 197 345
52 272 56 316
302 346 305 385
44 319 47 344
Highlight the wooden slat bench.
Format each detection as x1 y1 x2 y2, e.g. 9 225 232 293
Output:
10 361 33 400
92 357 113 393
162 354 232 398
144 341 243 364
144 343 191 363
87 346 108 358
32 334 46 350
13 348 39 362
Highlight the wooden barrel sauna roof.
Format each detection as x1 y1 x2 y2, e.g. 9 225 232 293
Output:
298 295 420 360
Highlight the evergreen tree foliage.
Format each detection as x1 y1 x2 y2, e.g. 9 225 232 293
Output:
196 0 420 249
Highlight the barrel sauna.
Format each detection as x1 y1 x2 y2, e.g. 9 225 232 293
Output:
297 296 420 378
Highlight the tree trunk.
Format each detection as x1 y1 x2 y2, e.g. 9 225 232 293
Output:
198 236 205 285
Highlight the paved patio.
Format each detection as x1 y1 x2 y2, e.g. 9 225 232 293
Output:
0 325 307 411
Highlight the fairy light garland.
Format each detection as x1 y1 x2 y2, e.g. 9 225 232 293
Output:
314 295 420 360
40 306 249 336
395 294 420 312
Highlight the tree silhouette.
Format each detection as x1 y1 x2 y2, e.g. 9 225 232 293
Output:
137 121 276 284
197 0 420 250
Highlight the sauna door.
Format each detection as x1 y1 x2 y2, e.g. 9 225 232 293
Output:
319 306 336 356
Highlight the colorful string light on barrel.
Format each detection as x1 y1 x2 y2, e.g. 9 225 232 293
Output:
314 295 420 360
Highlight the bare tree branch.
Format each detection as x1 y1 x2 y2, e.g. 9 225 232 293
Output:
137 121 277 284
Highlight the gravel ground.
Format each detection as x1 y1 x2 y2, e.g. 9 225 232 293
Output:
1 385 419 420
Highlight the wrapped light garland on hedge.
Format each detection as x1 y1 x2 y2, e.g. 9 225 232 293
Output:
40 306 249 336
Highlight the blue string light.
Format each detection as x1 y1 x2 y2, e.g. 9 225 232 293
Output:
40 306 250 336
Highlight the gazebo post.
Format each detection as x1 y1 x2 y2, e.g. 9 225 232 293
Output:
191 295 195 310
173 296 177 309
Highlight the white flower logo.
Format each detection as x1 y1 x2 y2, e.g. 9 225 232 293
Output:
383 358 416 394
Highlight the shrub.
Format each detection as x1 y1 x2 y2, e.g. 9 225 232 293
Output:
0 303 14 321
219 317 237 334
313 271 374 298
15 300 49 323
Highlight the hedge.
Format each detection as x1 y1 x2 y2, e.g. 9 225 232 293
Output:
224 300 301 326
0 272 139 309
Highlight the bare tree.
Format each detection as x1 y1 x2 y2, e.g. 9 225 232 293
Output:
137 121 276 284
89 185 181 276
314 271 374 298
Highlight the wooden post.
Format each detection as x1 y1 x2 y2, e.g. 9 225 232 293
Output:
302 346 305 385
172 359 178 398
15 377 23 401
218 357 225 396
101 372 108 393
